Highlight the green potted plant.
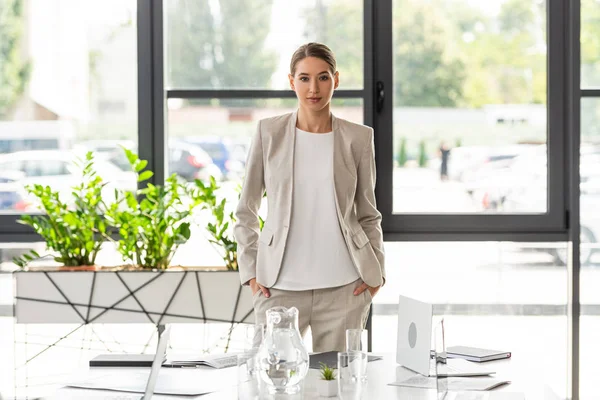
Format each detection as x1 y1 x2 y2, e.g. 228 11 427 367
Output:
13 152 109 270
191 177 267 271
191 177 238 270
104 148 194 270
317 362 338 397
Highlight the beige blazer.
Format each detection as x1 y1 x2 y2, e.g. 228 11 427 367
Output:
234 111 385 288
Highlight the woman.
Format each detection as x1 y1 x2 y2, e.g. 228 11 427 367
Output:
234 42 385 352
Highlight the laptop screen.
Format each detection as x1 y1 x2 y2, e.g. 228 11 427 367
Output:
396 295 434 376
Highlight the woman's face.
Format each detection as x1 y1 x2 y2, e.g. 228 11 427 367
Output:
289 56 339 112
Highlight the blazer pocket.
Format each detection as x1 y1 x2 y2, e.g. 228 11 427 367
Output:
351 230 370 249
259 227 274 246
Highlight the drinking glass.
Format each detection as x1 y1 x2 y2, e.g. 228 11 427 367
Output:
236 323 266 399
345 328 368 352
242 323 266 351
337 351 364 400
345 328 368 382
237 352 261 400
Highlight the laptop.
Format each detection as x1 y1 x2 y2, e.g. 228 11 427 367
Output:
66 325 171 399
396 295 494 377
139 325 171 400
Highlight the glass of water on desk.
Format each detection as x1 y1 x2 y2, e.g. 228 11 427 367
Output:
338 351 364 400
237 324 265 400
345 328 368 383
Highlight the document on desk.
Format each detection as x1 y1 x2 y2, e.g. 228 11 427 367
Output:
67 369 232 396
389 376 510 391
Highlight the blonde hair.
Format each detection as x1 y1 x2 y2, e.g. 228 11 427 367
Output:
290 42 337 76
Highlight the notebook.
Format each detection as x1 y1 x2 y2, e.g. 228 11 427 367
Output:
446 346 511 363
90 354 163 368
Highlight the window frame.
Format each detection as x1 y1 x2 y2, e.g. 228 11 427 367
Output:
372 0 570 242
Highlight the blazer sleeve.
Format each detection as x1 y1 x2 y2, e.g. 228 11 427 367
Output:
234 121 265 286
355 128 386 284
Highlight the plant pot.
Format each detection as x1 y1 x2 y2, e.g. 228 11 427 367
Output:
14 270 254 324
58 265 99 271
316 379 338 397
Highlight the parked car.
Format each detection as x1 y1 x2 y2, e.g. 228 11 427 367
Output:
484 144 600 265
86 139 223 182
181 136 244 180
462 144 539 196
75 139 136 157
0 150 137 204
0 120 75 154
0 171 30 212
169 139 223 181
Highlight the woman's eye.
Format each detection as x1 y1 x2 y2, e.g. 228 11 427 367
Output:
300 77 309 82
319 76 329 81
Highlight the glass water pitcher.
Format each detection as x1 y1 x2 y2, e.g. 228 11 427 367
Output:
256 306 309 395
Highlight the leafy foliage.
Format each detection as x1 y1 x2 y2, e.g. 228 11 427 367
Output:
0 0 31 117
165 0 277 101
105 148 193 270
394 0 466 107
319 362 336 381
14 152 108 267
192 177 238 270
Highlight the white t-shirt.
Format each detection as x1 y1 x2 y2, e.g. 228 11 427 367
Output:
273 128 360 290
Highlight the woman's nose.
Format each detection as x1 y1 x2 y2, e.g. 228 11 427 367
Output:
310 82 319 94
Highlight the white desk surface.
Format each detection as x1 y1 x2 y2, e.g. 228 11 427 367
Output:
42 354 536 400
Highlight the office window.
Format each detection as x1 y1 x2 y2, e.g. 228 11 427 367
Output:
164 0 364 90
0 0 138 233
391 0 547 214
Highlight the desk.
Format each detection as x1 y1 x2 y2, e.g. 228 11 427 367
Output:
41 354 532 400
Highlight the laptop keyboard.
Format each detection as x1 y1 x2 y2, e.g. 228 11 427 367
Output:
208 355 238 368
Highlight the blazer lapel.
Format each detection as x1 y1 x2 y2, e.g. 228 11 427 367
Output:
283 111 297 219
332 113 349 213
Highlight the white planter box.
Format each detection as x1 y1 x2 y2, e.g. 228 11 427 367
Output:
14 270 254 325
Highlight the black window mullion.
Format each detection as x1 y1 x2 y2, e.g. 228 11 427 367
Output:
581 89 600 97
567 1 581 399
166 89 363 99
138 0 166 186
372 0 394 230
363 0 375 129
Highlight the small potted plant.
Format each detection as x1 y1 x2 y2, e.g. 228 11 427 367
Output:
316 362 338 397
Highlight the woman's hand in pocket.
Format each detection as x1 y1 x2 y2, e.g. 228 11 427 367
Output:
353 282 380 298
249 278 271 298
